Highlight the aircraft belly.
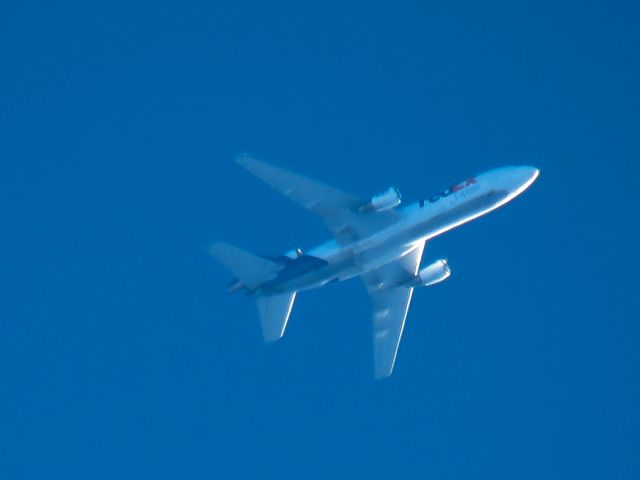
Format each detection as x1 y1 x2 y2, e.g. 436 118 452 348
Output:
370 189 511 248
347 190 511 272
265 191 510 294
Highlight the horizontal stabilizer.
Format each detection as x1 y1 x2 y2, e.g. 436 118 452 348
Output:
257 292 297 342
209 242 282 290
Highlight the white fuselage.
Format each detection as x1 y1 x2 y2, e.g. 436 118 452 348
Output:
264 166 539 294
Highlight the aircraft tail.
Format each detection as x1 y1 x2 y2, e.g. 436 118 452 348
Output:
209 242 282 290
209 242 298 341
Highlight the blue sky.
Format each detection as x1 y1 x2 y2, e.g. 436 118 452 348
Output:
1 1 639 478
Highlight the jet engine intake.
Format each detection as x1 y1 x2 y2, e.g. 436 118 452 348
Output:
411 259 451 287
360 187 402 212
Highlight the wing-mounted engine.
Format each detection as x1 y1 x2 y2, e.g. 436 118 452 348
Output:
408 259 451 287
359 187 402 212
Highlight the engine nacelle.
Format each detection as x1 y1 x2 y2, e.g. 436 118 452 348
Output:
412 259 451 287
283 248 303 260
360 187 402 212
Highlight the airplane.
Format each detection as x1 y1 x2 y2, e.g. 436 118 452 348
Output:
210 156 540 379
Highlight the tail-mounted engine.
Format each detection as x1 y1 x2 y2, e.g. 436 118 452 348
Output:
359 187 402 212
283 248 303 260
408 259 451 287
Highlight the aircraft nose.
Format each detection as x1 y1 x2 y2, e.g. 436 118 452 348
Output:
504 165 540 195
482 165 540 196
518 166 540 187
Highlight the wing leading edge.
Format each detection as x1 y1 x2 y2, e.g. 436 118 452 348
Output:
360 242 426 379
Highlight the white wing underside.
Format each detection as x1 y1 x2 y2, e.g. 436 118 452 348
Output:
360 242 426 379
235 156 403 244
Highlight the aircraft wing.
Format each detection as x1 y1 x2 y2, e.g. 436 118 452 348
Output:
236 156 403 245
360 242 425 379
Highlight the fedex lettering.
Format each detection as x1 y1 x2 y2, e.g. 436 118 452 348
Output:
427 178 478 203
